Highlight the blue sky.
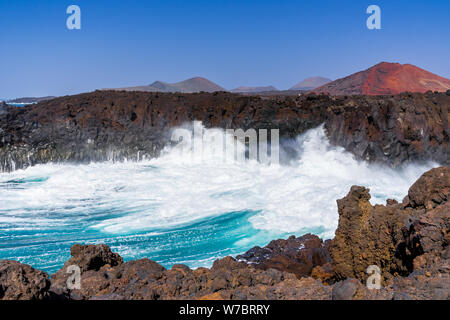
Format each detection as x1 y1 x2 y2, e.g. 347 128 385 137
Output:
1 0 449 98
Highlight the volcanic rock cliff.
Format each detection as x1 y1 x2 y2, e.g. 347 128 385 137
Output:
0 90 448 171
0 166 448 300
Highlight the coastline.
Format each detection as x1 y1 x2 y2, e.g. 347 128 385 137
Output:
0 91 449 172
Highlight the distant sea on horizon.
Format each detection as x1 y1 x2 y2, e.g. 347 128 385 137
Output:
7 103 35 107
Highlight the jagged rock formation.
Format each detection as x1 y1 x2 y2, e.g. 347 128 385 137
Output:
49 247 332 300
0 166 448 300
0 260 50 300
324 91 449 165
331 167 449 281
236 234 332 280
0 90 448 172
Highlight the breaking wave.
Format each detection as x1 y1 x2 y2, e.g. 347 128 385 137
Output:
0 124 438 273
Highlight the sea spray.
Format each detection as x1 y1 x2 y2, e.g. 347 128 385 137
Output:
0 124 438 273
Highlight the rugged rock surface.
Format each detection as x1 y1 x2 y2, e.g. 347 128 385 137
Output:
324 91 449 165
0 166 448 300
50 244 124 298
236 234 332 280
61 244 123 272
407 166 449 210
0 90 448 171
0 260 50 300
50 250 333 300
330 167 449 289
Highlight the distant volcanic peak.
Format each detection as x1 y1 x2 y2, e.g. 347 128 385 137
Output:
290 77 332 90
109 77 226 93
149 80 168 86
231 86 278 93
173 77 227 93
185 76 212 82
314 62 450 96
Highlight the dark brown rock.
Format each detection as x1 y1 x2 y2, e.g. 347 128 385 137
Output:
330 186 405 281
324 91 449 166
236 234 332 279
392 251 450 300
311 263 335 284
332 278 392 300
49 244 123 298
330 166 450 283
0 260 50 300
407 166 449 210
67 244 123 272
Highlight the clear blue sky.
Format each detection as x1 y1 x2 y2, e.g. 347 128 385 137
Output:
1 0 449 98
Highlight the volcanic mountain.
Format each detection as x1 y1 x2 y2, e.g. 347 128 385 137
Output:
290 77 332 91
231 86 278 93
107 77 226 93
314 62 450 95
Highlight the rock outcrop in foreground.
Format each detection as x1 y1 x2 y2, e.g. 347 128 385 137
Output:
0 90 448 172
0 167 448 300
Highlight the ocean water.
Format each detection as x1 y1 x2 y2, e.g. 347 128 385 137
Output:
0 125 437 274
6 103 31 107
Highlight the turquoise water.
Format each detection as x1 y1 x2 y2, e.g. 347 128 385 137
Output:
0 190 280 274
6 103 31 107
0 163 289 275
0 126 436 274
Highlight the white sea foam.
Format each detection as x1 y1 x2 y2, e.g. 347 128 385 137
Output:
0 125 438 239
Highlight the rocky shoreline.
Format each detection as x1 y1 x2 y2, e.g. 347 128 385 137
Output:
1 166 448 300
0 90 449 172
